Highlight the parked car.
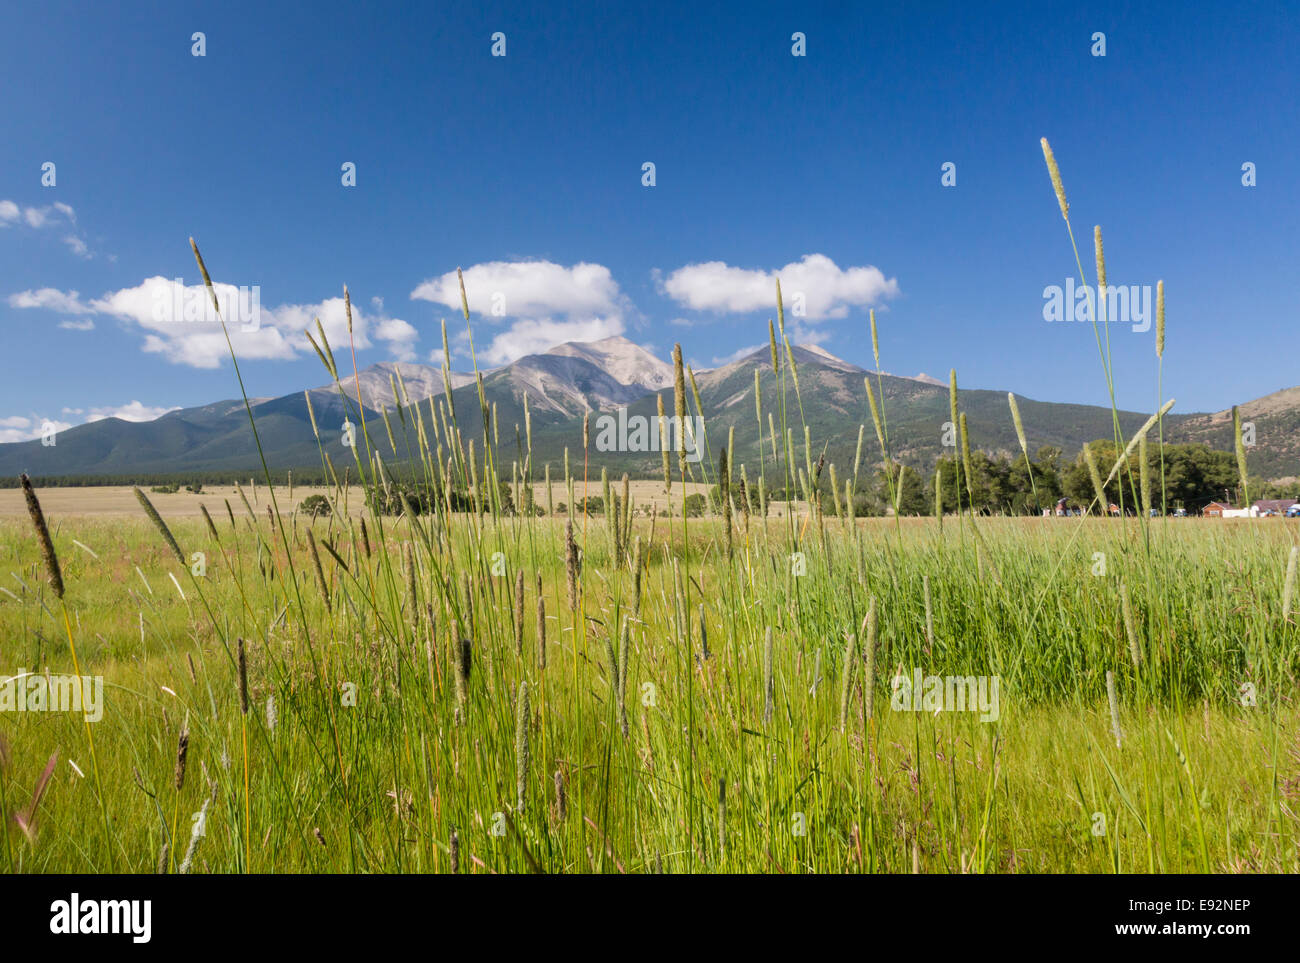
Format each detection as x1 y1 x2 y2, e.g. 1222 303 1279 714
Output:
1288 505 1300 518
1174 508 1188 517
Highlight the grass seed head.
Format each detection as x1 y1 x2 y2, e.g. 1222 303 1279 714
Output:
1094 225 1106 293
536 594 547 669
236 638 249 715
174 724 190 792
20 473 63 600
1156 280 1166 358
1040 137 1069 220
1082 443 1106 510
515 682 530 812
959 413 974 497
133 486 186 566
1008 393 1028 458
554 770 566 822
1233 405 1249 500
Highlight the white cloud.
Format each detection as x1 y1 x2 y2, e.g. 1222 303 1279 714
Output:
411 260 631 366
0 414 74 444
8 288 90 313
0 200 92 257
710 343 765 367
373 317 418 362
0 401 178 443
87 277 297 368
10 278 421 369
58 318 95 331
85 401 180 423
412 260 624 319
659 253 899 321
790 324 833 346
474 316 625 366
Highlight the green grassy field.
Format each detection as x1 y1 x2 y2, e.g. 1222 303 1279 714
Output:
1 505 1297 874
2 140 1296 876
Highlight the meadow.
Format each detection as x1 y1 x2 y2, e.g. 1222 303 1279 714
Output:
1 139 1297 875
0 505 1298 874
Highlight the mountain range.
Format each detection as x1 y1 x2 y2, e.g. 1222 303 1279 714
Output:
3 336 1296 482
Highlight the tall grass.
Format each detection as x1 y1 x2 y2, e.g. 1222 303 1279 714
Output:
1 143 1297 874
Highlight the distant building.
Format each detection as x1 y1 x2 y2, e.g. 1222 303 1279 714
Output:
1203 501 1233 517
1252 498 1298 516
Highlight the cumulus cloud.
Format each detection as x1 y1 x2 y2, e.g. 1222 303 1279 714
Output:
0 401 179 444
85 401 181 423
58 318 95 331
413 260 623 319
412 260 629 365
0 414 74 444
372 317 419 362
8 287 91 313
8 278 421 369
659 253 898 321
0 200 92 257
475 317 625 366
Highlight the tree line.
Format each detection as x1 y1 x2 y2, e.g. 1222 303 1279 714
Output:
715 441 1297 517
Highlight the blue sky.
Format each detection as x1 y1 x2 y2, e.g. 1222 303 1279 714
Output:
1 0 1296 442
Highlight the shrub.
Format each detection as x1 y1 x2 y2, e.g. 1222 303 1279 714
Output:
298 494 332 517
